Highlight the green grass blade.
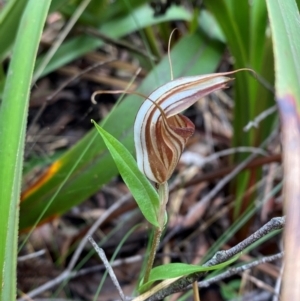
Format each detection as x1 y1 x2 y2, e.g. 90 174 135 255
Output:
93 122 159 227
0 1 51 299
203 0 248 67
265 1 300 300
59 0 147 26
249 0 268 72
203 0 250 162
204 0 276 220
36 4 191 78
32 0 93 84
0 0 28 62
266 0 300 99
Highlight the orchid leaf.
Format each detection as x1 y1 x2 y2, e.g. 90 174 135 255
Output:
92 121 159 227
139 255 239 292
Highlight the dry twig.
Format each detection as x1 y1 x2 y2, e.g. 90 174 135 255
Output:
196 252 283 289
88 236 126 301
144 216 285 301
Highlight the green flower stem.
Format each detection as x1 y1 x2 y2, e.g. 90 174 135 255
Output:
158 182 169 228
143 227 162 285
143 182 169 285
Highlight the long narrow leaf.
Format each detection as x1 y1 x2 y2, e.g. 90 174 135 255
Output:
204 0 275 222
0 0 28 62
265 1 300 300
36 4 191 78
0 1 51 299
93 122 159 227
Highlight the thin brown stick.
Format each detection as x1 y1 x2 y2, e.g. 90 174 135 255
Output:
171 153 281 193
192 281 200 301
183 132 279 225
195 252 283 289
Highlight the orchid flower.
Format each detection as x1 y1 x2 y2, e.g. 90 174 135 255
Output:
134 72 234 184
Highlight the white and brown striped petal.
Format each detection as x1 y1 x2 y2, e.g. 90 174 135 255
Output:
134 73 233 184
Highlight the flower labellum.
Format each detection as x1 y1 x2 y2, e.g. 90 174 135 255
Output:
134 73 233 184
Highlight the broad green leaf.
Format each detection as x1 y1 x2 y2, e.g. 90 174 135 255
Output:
0 1 51 299
139 255 239 292
93 122 159 227
36 4 191 78
198 10 225 43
